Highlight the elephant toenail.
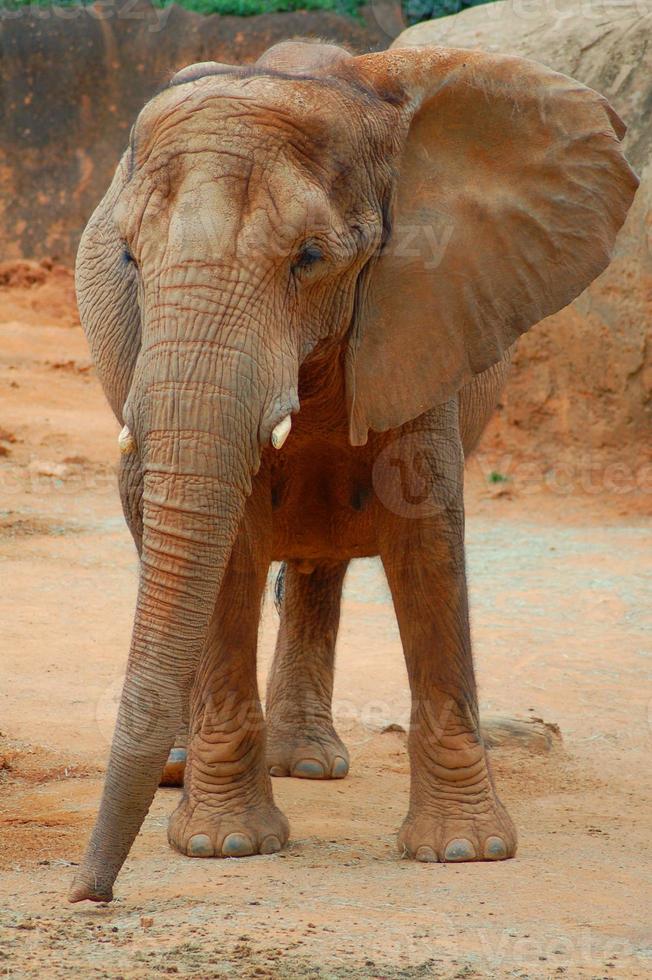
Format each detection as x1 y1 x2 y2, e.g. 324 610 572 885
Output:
260 835 282 855
484 836 508 859
269 766 286 777
292 759 326 779
168 748 187 764
415 846 438 863
187 834 213 857
221 833 255 857
444 838 477 862
331 757 349 778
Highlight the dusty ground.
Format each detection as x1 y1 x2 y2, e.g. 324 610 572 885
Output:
0 264 650 978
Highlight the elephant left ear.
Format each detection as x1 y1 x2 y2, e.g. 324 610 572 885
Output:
342 47 639 445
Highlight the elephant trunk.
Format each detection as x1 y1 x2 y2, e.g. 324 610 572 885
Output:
70 291 288 902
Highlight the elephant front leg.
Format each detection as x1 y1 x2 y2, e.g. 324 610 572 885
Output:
167 540 289 859
266 560 350 779
377 423 516 863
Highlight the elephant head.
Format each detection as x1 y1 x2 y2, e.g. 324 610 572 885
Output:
71 40 637 901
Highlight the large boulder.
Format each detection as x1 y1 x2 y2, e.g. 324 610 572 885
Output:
394 1 652 457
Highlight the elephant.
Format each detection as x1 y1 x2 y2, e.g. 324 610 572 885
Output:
69 38 637 903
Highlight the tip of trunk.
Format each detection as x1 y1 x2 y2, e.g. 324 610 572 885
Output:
68 876 114 904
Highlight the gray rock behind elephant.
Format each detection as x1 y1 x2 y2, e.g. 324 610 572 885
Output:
394 0 652 457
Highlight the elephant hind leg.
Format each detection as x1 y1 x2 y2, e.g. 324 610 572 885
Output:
266 560 350 780
458 355 511 458
160 730 188 787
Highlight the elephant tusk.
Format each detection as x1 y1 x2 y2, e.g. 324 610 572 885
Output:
118 425 136 455
271 415 292 450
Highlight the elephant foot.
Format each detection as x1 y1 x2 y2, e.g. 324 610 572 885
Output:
160 746 187 787
398 789 517 864
266 722 349 779
168 796 290 859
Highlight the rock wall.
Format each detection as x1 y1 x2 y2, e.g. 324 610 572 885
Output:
0 1 386 263
395 0 652 455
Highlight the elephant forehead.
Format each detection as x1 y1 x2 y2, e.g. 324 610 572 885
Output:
133 72 383 173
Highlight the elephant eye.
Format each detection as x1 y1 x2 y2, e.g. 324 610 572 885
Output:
122 245 137 268
292 242 323 273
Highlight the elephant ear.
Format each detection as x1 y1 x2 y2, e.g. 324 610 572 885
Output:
343 48 639 445
75 153 141 423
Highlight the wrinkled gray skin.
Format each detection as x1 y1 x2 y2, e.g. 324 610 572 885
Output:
70 40 636 902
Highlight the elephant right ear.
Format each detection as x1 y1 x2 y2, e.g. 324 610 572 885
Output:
343 48 639 445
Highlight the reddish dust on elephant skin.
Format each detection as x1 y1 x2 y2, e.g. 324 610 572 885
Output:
68 37 637 903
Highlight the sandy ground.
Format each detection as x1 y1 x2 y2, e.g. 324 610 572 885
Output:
0 266 651 978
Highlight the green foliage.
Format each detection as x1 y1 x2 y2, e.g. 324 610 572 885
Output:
0 0 365 16
403 0 494 27
150 0 364 16
488 471 509 484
